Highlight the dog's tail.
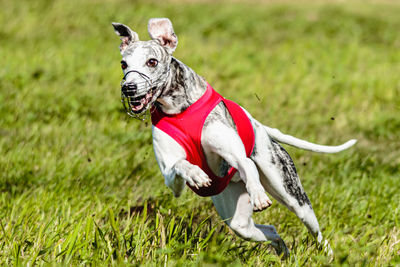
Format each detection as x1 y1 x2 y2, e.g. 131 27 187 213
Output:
264 126 357 153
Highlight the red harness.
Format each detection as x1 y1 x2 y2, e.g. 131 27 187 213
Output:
151 83 255 197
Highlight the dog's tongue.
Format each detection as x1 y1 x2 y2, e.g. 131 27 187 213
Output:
131 102 144 111
130 91 153 112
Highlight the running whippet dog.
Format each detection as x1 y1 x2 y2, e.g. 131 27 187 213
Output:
112 18 356 257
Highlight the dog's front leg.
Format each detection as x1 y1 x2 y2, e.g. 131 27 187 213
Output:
152 126 211 197
153 126 186 197
173 159 212 189
202 121 272 211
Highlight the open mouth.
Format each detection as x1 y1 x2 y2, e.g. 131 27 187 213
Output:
127 90 154 114
120 68 170 118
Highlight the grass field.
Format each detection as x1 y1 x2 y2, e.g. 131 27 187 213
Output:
1 0 400 265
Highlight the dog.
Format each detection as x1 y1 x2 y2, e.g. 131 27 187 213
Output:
111 18 356 257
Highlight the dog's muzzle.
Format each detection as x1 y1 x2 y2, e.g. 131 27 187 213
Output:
120 69 169 119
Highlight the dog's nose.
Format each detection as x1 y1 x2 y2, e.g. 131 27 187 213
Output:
121 83 137 97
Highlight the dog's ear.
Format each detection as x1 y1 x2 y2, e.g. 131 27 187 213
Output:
148 18 178 54
112 22 139 54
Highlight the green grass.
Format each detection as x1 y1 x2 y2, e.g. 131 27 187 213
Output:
1 0 399 265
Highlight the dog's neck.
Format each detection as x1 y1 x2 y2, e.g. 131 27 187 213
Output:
155 57 207 115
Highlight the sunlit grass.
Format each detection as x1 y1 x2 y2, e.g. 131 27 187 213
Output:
0 0 399 265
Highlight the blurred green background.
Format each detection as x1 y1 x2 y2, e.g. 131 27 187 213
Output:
0 0 399 265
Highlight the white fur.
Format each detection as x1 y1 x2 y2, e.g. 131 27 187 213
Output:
264 126 357 153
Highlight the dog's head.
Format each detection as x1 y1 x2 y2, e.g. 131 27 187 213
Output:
112 18 177 116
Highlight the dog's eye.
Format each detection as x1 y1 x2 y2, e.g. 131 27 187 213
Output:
121 61 128 70
146 58 158 68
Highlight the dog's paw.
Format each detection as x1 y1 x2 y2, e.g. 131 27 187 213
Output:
185 165 212 189
250 190 272 212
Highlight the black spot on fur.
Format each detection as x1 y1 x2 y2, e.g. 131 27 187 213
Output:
204 102 236 130
270 151 276 165
251 143 258 157
219 160 230 177
271 139 311 207
113 24 132 38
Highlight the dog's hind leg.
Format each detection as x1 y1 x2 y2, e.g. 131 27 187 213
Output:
211 181 289 257
250 121 333 255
